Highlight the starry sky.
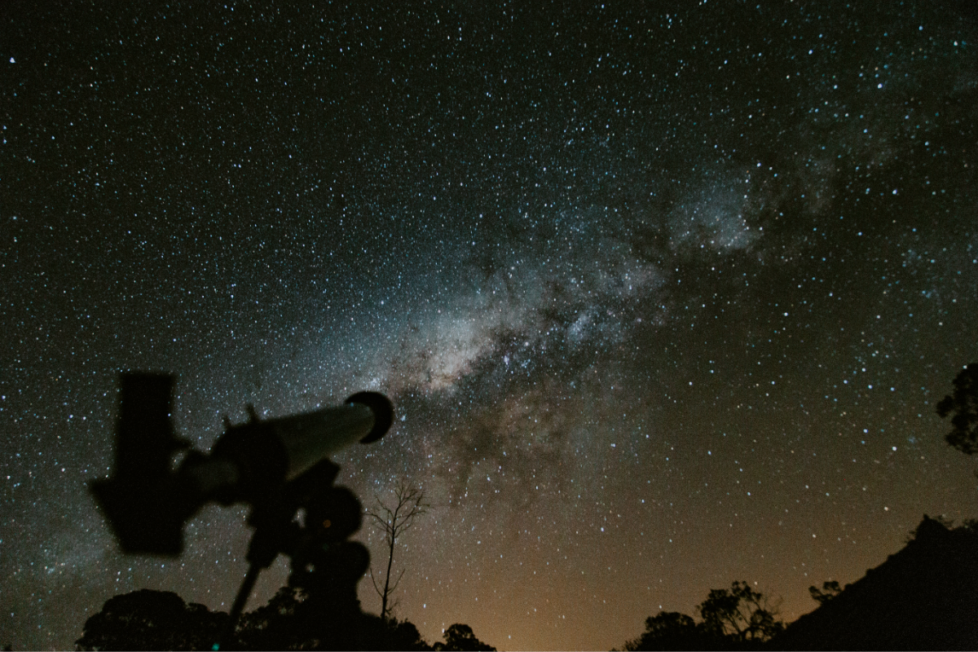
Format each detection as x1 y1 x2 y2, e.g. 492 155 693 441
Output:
1 1 977 650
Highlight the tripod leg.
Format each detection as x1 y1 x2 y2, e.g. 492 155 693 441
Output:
216 562 261 650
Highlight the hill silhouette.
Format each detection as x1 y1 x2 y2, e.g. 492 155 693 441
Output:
774 515 978 650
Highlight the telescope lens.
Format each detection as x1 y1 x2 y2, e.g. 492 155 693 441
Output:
345 392 395 444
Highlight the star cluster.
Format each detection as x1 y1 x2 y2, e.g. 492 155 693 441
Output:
1 2 976 649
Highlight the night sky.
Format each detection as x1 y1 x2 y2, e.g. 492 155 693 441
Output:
2 1 977 650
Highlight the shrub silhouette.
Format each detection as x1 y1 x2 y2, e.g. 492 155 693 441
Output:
75 589 228 651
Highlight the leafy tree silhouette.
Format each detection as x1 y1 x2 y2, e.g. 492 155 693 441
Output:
376 618 433 651
78 586 434 650
234 585 435 650
698 580 784 646
621 611 716 651
936 363 978 455
621 581 783 651
75 589 228 651
906 514 955 544
808 580 842 605
234 586 305 650
433 623 497 651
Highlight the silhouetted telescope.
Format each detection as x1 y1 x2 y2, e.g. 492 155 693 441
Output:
91 372 394 556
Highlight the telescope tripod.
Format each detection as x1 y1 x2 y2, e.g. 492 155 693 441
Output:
218 459 370 650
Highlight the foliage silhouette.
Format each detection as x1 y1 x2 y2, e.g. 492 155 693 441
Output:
697 580 784 646
906 513 955 543
75 589 228 651
234 585 432 650
77 585 434 650
378 618 434 651
936 363 978 455
433 623 497 651
620 611 717 651
807 580 842 605
234 586 304 650
621 581 783 651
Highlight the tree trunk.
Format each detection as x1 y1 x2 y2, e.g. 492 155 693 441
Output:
381 526 396 620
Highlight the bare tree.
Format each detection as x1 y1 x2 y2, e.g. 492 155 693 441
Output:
365 480 429 621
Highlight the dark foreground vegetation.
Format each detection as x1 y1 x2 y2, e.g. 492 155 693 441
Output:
71 516 978 651
75 585 495 651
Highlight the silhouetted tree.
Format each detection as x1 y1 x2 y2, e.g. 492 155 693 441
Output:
808 580 842 605
376 618 434 651
906 514 956 543
75 589 228 651
620 581 782 651
433 623 496 651
697 581 784 647
366 480 430 621
77 584 433 651
234 585 434 650
625 582 780 650
621 611 716 651
234 586 306 649
936 363 978 455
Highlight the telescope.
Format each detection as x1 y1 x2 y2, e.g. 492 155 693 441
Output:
90 372 396 648
92 372 394 556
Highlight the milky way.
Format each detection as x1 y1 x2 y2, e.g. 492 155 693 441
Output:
1 2 976 649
